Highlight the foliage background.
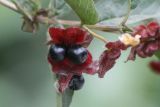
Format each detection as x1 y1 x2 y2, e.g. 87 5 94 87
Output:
0 0 160 107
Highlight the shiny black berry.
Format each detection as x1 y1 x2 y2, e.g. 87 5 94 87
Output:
49 44 66 61
67 45 88 64
69 75 85 91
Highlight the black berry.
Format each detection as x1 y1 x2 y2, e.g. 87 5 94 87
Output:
67 45 88 64
49 44 66 61
69 75 85 91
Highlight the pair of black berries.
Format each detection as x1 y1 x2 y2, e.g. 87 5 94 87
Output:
49 44 88 64
49 44 87 90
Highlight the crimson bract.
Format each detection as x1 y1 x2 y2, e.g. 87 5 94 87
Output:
128 22 160 61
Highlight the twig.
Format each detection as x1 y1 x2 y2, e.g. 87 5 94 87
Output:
36 15 80 26
85 24 121 32
37 15 122 33
0 0 18 12
57 20 81 26
83 25 108 43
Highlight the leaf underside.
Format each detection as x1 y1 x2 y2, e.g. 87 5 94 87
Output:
97 0 160 25
54 0 160 25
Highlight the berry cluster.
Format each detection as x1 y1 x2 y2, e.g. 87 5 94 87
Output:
47 22 160 93
48 27 98 92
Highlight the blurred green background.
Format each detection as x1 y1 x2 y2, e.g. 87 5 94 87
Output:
0 1 160 107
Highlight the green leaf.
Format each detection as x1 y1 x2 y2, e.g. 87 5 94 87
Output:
96 0 160 25
49 0 160 25
155 51 160 59
65 0 99 24
96 0 129 21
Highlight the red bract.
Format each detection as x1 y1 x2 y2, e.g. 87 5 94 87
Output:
57 74 73 93
48 27 97 92
106 41 128 50
49 27 93 47
98 41 126 78
48 51 93 75
127 22 160 61
133 22 159 40
150 61 160 74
